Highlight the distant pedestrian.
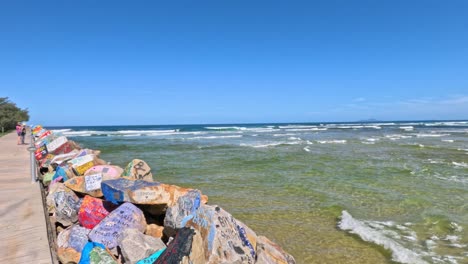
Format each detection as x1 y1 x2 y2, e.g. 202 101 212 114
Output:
21 125 26 144
16 122 22 145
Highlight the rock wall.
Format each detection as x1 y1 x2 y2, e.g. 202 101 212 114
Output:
33 125 296 264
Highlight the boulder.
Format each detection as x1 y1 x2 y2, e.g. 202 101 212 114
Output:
164 190 203 230
65 171 121 197
135 248 165 264
123 159 153 181
179 204 257 263
154 227 195 264
68 154 97 176
145 224 164 239
46 183 81 226
119 228 166 264
101 178 207 206
51 150 81 166
42 172 55 186
78 196 118 229
255 236 296 264
57 225 90 264
88 202 147 249
89 247 117 264
47 136 71 154
85 165 123 179
79 242 118 264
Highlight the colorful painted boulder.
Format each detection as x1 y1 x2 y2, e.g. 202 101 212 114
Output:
85 165 123 179
178 204 258 263
135 248 165 264
57 225 91 264
154 227 194 264
46 136 68 153
164 190 202 230
78 196 118 229
48 184 82 226
88 203 147 249
65 171 121 197
123 159 153 181
69 154 96 176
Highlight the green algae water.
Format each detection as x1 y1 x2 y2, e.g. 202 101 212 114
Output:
51 121 468 264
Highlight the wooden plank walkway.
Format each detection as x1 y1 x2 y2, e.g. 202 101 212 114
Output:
0 132 52 264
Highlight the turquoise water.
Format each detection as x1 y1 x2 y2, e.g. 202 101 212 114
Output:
51 121 468 264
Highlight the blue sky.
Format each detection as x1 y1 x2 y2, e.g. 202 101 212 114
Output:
1 0 467 126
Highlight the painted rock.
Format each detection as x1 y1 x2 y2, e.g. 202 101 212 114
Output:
255 236 296 264
68 154 96 176
135 248 165 264
40 153 55 168
46 183 81 226
119 228 166 264
181 204 258 264
57 225 90 264
46 136 68 153
52 187 82 226
78 196 118 229
154 227 195 264
101 178 206 206
164 190 203 230
65 171 120 197
89 247 118 264
51 150 81 166
42 171 55 186
35 144 48 160
85 165 123 179
88 203 147 249
123 159 153 181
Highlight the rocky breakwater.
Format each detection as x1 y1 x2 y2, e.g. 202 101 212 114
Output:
32 125 296 264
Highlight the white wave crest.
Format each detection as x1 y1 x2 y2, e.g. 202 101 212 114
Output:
452 162 468 168
414 133 450 138
187 135 242 140
284 128 328 132
240 141 302 148
51 129 72 133
205 126 247 130
400 126 414 131
338 211 428 264
317 140 347 144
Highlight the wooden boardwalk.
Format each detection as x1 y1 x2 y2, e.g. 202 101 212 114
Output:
0 132 52 264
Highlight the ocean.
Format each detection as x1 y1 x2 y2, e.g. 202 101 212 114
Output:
49 120 468 264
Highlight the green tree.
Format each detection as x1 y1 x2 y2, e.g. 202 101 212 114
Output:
0 97 29 131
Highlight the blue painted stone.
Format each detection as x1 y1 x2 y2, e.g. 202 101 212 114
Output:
164 190 202 229
88 202 146 249
101 178 160 204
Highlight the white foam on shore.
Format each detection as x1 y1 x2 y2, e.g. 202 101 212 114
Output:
338 211 428 264
279 125 318 129
442 139 454 143
303 146 311 152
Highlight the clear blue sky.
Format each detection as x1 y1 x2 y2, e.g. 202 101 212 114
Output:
1 0 467 126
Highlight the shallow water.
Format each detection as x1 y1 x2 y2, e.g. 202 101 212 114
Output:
52 121 468 263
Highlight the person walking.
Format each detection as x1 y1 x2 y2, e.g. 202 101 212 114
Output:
16 122 22 145
21 125 26 144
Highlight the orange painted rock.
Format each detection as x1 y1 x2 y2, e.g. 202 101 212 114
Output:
78 196 118 229
65 171 121 197
123 159 153 181
101 178 207 206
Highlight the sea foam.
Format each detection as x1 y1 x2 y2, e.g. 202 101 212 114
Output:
338 211 428 264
